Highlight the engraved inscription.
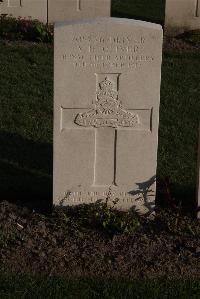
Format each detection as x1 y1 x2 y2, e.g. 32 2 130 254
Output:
62 189 155 206
62 34 155 69
75 77 139 128
66 196 145 204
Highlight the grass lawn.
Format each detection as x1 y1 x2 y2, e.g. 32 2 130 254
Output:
0 42 199 210
0 0 199 211
111 0 165 24
0 274 200 299
158 51 200 203
0 42 53 209
0 0 200 296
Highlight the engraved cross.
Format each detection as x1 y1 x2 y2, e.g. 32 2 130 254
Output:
61 74 152 187
8 0 22 7
77 0 81 11
196 0 200 17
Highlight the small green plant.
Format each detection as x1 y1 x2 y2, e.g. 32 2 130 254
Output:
93 197 140 235
56 189 141 236
34 22 53 43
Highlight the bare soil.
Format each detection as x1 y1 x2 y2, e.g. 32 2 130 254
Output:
0 200 199 278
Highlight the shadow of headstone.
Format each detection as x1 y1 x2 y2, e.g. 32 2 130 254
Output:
111 0 166 25
0 131 52 212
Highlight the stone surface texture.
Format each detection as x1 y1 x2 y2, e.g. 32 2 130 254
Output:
48 0 111 23
53 18 163 214
165 0 200 36
0 0 47 23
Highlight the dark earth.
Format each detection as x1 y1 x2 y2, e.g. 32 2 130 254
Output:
0 198 199 278
0 33 200 278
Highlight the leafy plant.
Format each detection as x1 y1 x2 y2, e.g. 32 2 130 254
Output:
34 22 52 42
56 190 141 236
92 197 140 236
0 15 53 42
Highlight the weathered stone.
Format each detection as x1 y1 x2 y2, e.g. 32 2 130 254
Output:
48 0 111 23
0 0 47 23
53 18 163 215
165 0 200 36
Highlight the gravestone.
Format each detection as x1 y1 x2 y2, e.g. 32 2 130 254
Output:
0 0 47 23
197 125 200 218
48 0 111 23
0 0 110 24
165 0 200 36
53 18 163 214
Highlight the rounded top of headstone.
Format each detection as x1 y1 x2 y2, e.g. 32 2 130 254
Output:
55 17 163 32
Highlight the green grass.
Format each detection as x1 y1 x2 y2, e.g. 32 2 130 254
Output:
0 42 53 207
0 42 199 209
0 274 199 298
0 2 199 210
158 51 200 202
111 0 165 24
0 1 199 296
180 30 200 47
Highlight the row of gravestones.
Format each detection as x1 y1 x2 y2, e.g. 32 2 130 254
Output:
165 0 200 36
0 0 200 35
0 0 111 23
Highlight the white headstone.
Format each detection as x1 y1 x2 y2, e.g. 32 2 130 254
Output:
48 0 111 23
0 0 111 24
53 18 163 215
0 0 47 23
165 0 200 36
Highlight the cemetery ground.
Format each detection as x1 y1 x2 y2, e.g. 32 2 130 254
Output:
0 1 200 298
0 35 200 297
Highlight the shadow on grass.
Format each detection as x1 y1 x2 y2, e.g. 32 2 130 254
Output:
111 0 165 26
0 130 197 214
0 131 52 212
111 11 164 26
156 178 197 215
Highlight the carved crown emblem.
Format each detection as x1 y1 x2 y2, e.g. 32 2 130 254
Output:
75 77 139 128
99 77 113 90
96 78 120 115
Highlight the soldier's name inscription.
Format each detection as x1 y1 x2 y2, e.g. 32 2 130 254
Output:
62 34 156 69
